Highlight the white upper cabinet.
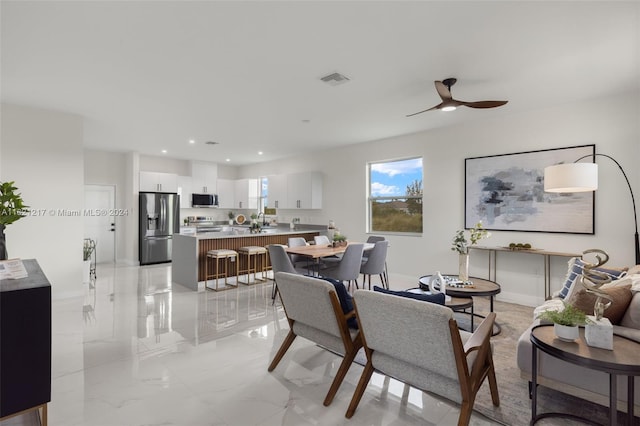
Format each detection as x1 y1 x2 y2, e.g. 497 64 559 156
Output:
216 179 235 209
234 179 259 210
176 175 192 208
267 172 322 209
139 171 178 193
267 174 288 209
190 161 218 194
288 171 322 209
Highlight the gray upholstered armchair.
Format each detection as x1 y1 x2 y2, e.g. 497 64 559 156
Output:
268 272 362 406
346 289 499 426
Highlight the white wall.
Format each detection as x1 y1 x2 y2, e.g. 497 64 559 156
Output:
84 149 131 263
241 91 639 306
1 103 85 298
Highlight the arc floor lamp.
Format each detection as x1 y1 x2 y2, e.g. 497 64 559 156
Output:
544 153 639 265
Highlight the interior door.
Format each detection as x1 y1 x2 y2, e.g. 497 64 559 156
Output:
84 184 116 263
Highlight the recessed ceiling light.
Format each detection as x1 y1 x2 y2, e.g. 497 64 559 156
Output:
258 151 263 155
161 149 167 154
225 158 231 162
189 139 195 144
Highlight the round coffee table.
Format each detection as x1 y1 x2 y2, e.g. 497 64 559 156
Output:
531 325 640 425
418 274 501 335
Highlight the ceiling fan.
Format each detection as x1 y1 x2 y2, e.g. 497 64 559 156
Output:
407 78 508 117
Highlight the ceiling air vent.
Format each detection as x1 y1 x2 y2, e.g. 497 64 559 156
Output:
320 72 350 86
205 141 219 145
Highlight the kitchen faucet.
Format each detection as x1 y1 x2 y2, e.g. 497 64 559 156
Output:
257 212 267 226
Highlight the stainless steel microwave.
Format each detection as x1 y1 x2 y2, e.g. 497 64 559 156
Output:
191 193 218 208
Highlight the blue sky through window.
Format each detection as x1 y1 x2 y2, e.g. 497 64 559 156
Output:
370 158 422 197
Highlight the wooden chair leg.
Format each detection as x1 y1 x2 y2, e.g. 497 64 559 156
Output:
323 347 359 406
345 361 375 418
268 330 297 372
458 400 474 426
487 355 500 406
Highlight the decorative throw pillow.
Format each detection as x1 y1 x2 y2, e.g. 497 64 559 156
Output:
373 286 445 305
318 277 358 329
567 284 632 324
557 257 627 300
620 292 640 329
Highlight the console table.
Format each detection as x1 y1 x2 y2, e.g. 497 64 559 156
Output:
0 259 52 425
469 246 581 300
531 325 640 425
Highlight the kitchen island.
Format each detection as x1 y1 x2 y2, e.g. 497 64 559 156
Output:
172 228 320 290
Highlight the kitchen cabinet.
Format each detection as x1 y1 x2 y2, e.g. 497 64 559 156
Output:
216 179 235 209
234 179 259 210
190 161 217 194
288 171 322 209
0 259 51 423
267 172 322 209
267 174 288 209
140 171 178 193
177 176 192 209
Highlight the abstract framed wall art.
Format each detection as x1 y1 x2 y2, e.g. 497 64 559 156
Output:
465 145 595 234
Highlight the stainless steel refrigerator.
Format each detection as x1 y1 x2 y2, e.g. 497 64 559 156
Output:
139 192 180 265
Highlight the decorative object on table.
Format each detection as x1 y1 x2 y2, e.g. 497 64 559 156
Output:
507 242 532 250
0 181 28 261
427 271 449 299
544 152 639 265
250 213 258 224
249 221 262 234
235 214 246 225
451 221 490 282
536 302 589 342
83 238 96 282
332 232 347 248
578 249 616 349
227 211 234 225
327 220 336 240
466 144 595 234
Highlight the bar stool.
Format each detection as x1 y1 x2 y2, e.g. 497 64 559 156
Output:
238 246 268 285
263 244 273 280
205 249 238 291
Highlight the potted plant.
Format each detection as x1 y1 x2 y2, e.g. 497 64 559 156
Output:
227 211 235 225
0 181 28 260
332 232 347 248
83 238 96 282
451 221 490 282
537 302 589 342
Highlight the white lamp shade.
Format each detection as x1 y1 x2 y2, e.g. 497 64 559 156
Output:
544 163 598 193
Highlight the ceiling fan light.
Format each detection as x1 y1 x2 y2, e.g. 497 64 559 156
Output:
441 105 457 112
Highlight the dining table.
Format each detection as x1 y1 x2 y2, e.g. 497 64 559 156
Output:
285 241 374 275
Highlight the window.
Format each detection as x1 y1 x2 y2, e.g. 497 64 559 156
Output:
368 158 423 234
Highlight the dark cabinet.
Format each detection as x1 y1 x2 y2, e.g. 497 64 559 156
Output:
0 259 51 424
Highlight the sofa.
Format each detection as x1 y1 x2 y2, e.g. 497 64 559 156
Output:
516 261 640 412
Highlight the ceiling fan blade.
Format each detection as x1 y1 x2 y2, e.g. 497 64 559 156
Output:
459 100 508 109
434 81 452 101
406 104 441 117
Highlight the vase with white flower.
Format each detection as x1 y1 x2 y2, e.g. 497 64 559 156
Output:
451 222 490 282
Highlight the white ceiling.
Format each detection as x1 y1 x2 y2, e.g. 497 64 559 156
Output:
2 1 639 165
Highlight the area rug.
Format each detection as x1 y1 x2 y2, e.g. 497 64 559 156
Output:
468 298 637 425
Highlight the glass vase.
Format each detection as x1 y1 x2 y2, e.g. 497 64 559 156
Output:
458 253 469 282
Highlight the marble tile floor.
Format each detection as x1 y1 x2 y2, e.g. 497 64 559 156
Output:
2 264 501 426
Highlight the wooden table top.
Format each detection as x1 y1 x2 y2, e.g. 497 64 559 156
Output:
285 242 374 259
531 325 640 374
418 275 501 297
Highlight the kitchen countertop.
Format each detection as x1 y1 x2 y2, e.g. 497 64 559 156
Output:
175 227 321 240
